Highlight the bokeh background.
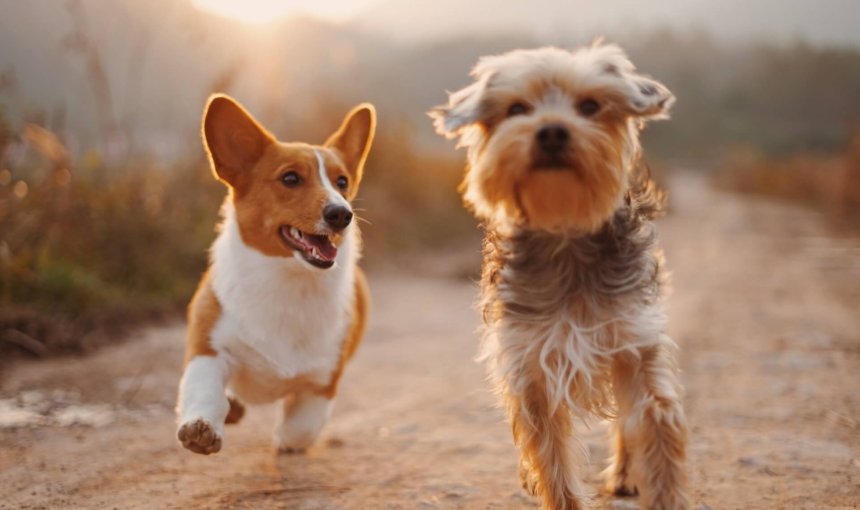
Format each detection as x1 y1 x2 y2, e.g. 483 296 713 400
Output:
1 0 859 356
1 3 860 509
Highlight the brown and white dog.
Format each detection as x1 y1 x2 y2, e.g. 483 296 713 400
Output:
176 95 375 455
431 43 690 509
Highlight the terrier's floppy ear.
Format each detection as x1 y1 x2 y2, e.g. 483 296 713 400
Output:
621 74 674 119
429 57 500 140
202 94 274 185
429 77 489 139
587 43 675 120
325 103 376 188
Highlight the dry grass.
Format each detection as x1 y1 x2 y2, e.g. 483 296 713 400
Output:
360 124 475 259
714 135 860 227
0 121 224 357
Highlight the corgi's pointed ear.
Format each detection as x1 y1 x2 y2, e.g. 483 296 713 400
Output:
325 103 376 187
202 94 274 185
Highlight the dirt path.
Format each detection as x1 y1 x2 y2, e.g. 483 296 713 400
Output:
1 174 858 510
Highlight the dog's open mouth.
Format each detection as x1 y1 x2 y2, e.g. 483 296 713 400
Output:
279 226 337 269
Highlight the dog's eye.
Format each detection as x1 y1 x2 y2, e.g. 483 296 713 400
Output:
336 176 348 190
577 98 601 117
507 102 529 117
281 171 302 188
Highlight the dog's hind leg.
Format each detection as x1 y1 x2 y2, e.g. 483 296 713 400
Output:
506 380 585 510
225 392 245 424
614 342 690 510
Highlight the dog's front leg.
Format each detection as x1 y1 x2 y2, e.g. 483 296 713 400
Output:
273 391 334 453
176 354 231 455
604 354 639 497
616 342 691 510
505 380 585 510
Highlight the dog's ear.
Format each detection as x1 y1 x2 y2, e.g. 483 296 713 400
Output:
428 76 490 139
429 53 505 140
587 43 675 120
202 94 274 185
619 74 674 119
325 103 376 188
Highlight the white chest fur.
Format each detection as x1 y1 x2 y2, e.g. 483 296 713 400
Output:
208 204 357 383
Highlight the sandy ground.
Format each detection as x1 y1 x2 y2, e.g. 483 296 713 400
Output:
1 174 858 510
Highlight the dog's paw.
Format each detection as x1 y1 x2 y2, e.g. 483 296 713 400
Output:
277 445 307 455
178 418 222 455
608 482 638 498
604 462 638 498
605 473 638 498
518 461 539 497
272 412 327 454
273 429 315 454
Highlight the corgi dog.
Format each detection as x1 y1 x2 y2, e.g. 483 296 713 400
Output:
176 94 376 455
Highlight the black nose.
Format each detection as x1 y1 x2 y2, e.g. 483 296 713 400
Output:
536 124 570 153
323 204 353 231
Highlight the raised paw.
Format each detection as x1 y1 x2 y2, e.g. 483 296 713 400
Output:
178 418 222 455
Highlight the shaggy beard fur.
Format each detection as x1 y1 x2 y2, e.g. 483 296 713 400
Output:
431 43 691 510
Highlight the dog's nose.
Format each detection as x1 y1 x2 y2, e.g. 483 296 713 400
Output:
536 124 570 153
323 204 353 231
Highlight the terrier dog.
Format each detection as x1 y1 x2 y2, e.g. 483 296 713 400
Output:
430 43 690 509
176 95 375 455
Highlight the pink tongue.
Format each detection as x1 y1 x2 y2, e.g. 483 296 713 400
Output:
306 234 338 261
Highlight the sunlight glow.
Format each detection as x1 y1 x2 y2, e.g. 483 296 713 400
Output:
191 0 371 25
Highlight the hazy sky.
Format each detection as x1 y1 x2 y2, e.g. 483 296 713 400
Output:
186 0 860 48
352 0 860 47
192 0 377 24
1 0 858 154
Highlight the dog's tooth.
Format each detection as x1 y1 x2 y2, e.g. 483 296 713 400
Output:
290 227 301 239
